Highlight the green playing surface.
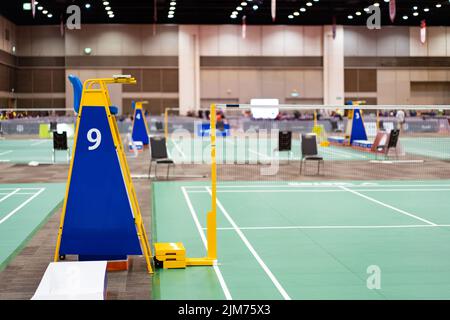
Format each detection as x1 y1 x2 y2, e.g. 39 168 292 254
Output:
152 179 450 300
0 183 65 271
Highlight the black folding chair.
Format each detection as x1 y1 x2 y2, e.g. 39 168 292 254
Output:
155 121 163 132
377 129 400 159
49 121 57 132
274 131 292 163
52 131 70 164
300 134 324 175
148 137 174 180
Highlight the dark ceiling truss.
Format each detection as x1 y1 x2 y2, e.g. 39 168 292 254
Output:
1 0 449 26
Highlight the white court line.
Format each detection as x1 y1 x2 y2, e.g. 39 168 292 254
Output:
339 186 437 226
210 224 447 231
0 187 44 190
186 188 450 193
180 187 232 300
0 192 43 196
0 150 13 156
324 146 368 159
0 188 45 225
30 140 48 146
171 139 186 159
183 183 450 189
0 188 21 203
205 186 291 300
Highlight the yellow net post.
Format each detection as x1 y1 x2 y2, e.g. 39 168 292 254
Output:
207 103 217 260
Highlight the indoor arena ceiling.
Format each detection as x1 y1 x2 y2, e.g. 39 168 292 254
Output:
1 0 450 26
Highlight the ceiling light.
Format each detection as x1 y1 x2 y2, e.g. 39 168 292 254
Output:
168 15 174 19
170 6 175 10
232 11 238 15
348 15 353 19
105 6 111 11
288 15 294 19
356 11 361 16
373 3 380 7
364 7 370 12
402 15 408 20
23 3 31 10
413 12 419 16
47 14 53 18
384 0 389 2
85 3 91 9
413 6 418 10
230 15 237 19
170 1 176 5
237 6 243 11
108 14 114 18
103 1 109 5
37 6 43 11
313 0 319 2
42 10 48 14
84 47 92 55
168 10 174 15
253 5 258 10
436 4 442 8
424 8 429 12
107 10 113 15
306 2 313 6
293 12 300 16
241 2 247 6
300 7 306 12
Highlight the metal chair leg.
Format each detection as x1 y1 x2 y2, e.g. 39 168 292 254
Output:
166 164 170 180
148 161 153 179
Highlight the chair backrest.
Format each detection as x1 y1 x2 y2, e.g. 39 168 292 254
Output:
155 121 163 130
150 137 169 160
53 131 68 150
68 75 83 114
278 131 292 151
387 129 400 148
301 134 318 157
49 121 57 132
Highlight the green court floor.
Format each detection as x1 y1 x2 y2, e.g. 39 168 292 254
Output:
401 137 450 160
167 136 450 164
0 183 65 271
152 179 450 299
0 139 74 164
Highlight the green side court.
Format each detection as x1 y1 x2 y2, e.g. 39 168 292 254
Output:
152 180 450 300
0 183 65 271
0 139 74 164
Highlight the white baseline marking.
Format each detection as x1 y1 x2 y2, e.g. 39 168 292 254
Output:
183 183 450 189
186 188 450 193
206 186 291 300
209 224 446 231
0 150 13 156
30 140 48 146
0 188 21 203
181 186 232 300
0 188 45 225
339 186 437 226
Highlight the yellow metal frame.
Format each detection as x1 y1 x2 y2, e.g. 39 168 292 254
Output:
54 77 153 273
132 100 151 137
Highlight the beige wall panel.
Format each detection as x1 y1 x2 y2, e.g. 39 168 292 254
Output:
200 70 220 98
120 25 142 56
428 70 447 81
199 25 219 56
158 26 179 56
238 25 262 56
284 71 305 98
343 27 359 57
358 28 377 56
141 26 163 56
428 27 447 56
30 26 65 56
219 70 239 99
395 70 410 104
261 70 285 101
284 26 304 56
238 70 261 103
376 28 396 56
218 25 239 56
377 70 396 105
261 26 284 56
410 70 428 81
16 27 32 56
96 27 122 56
303 70 323 98
447 27 450 56
303 26 322 56
409 27 428 56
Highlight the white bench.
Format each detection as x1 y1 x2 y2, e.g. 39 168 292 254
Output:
32 261 107 300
